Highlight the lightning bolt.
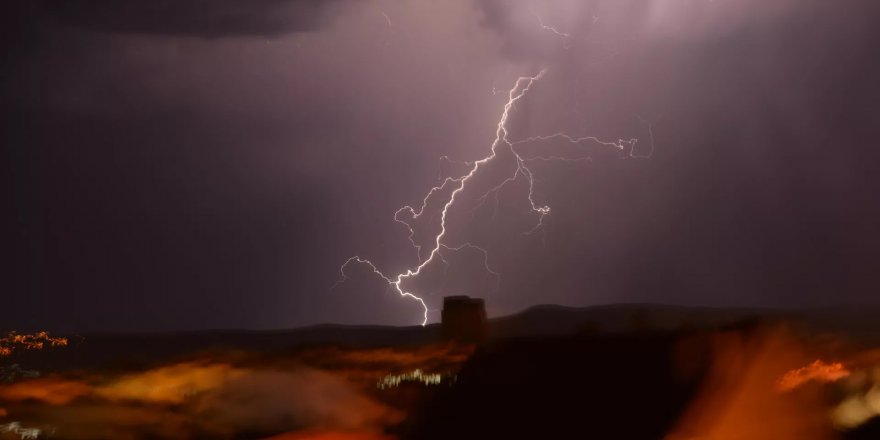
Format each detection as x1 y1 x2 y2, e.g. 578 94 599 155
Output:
376 7 392 28
634 114 660 159
335 70 641 325
534 13 572 49
534 14 570 39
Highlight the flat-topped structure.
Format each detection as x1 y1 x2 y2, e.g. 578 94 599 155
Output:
441 296 487 343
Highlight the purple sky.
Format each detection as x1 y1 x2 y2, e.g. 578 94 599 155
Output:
5 0 880 331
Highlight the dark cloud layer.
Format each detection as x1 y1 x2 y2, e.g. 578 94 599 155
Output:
4 0 880 331
40 0 345 37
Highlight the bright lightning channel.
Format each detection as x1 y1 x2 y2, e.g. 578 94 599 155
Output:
334 71 639 325
534 14 570 39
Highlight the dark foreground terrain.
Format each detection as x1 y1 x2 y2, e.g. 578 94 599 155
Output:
2 304 880 439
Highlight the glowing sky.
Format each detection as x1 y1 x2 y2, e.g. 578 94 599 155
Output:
4 0 879 330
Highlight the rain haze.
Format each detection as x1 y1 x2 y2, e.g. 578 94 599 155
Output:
5 0 880 331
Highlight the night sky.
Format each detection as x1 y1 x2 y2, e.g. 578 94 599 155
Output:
5 0 880 331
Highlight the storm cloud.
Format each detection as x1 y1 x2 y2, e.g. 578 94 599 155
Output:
4 0 880 331
36 0 348 37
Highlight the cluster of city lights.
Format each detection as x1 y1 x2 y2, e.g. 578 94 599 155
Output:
0 332 68 357
376 369 451 390
0 422 42 440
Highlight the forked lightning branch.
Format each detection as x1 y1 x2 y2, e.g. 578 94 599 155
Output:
335 71 644 325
